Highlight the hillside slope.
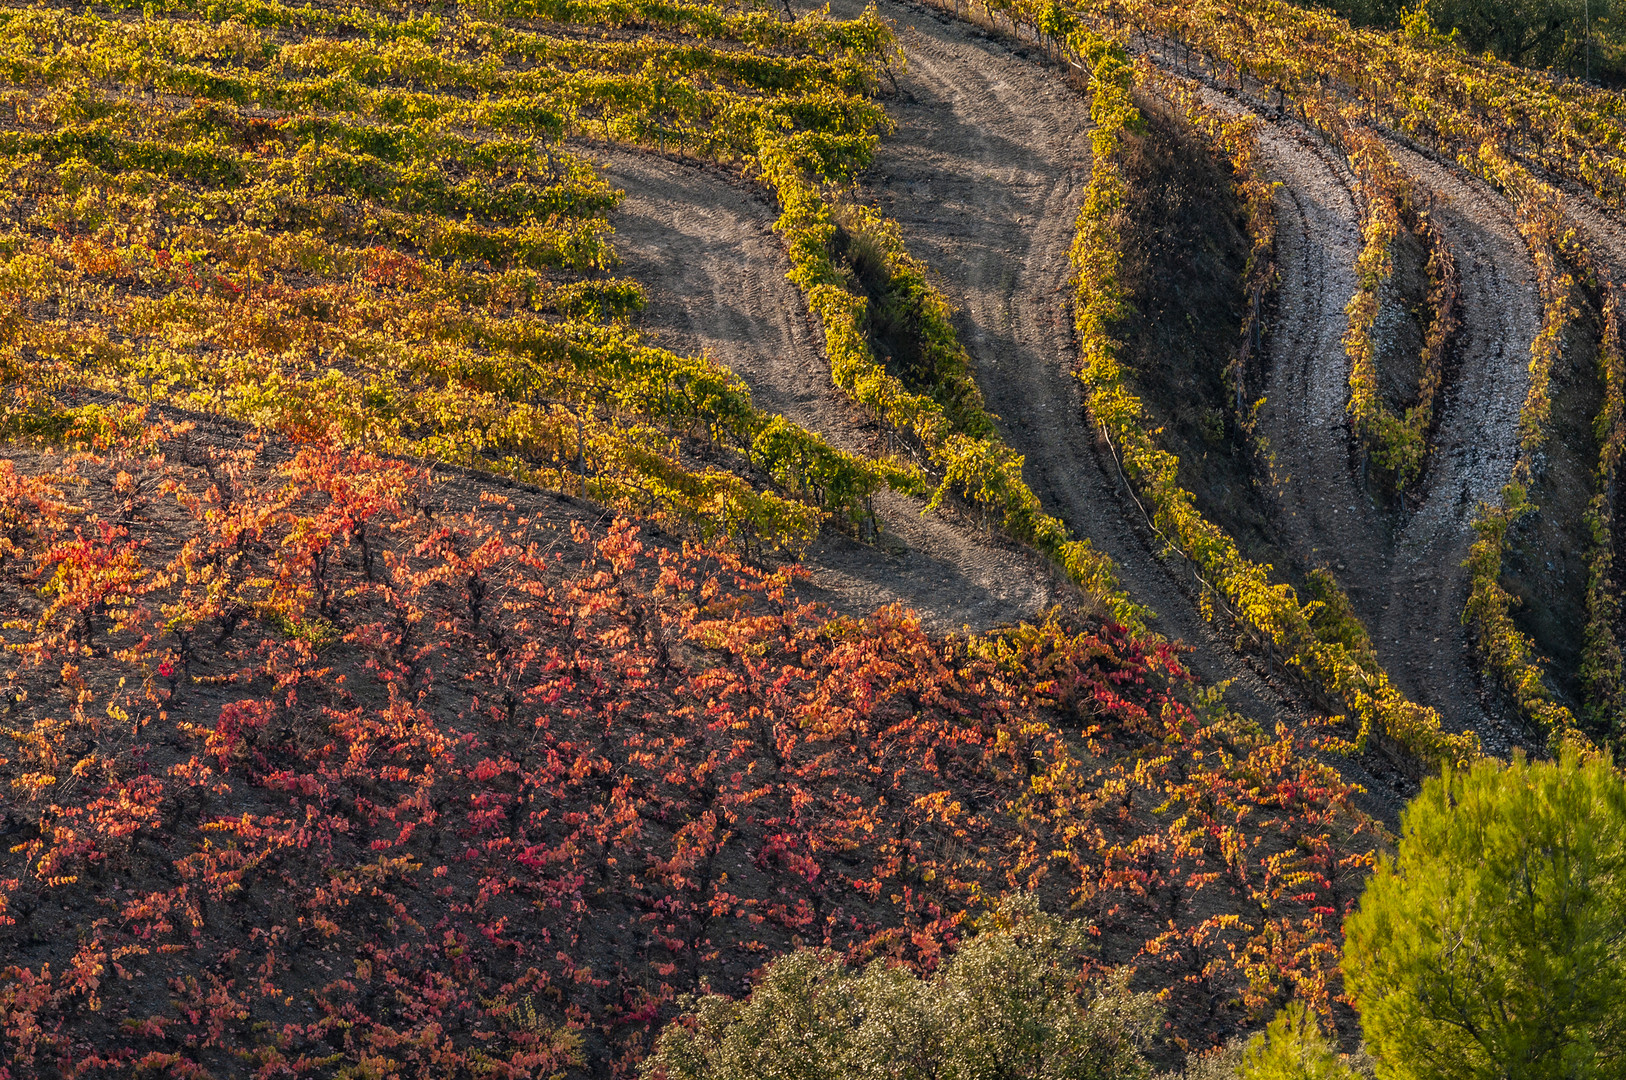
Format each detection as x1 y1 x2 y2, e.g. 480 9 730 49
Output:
0 413 1376 1073
1246 114 1542 747
812 0 1313 738
598 147 1060 631
10 0 1626 1073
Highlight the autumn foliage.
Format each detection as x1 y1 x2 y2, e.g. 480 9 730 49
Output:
0 408 1382 1076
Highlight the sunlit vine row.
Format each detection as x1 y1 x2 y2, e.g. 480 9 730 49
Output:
761 151 1148 629
0 0 930 552
1457 146 1590 748
1581 290 1626 741
1331 123 1458 494
1067 39 1476 767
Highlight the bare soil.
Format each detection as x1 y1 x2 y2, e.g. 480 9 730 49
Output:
1561 191 1626 280
592 144 1063 633
1115 93 1280 573
1237 116 1541 751
1557 193 1626 726
1502 302 1602 710
1375 229 1430 416
1251 118 1364 541
795 0 1326 744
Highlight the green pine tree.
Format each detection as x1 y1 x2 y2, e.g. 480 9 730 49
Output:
1238 1003 1361 1080
1343 750 1626 1080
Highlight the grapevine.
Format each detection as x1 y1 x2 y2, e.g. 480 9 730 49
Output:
0 408 1378 1070
1068 34 1476 767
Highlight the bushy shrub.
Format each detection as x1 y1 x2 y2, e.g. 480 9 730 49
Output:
1237 1004 1362 1080
642 894 1161 1080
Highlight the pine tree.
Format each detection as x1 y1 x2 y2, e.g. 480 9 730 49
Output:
1344 750 1626 1080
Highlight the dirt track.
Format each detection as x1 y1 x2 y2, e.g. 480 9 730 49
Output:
598 0 1560 761
1372 149 1539 748
1243 113 1541 748
786 0 1313 732
595 146 1060 632
1249 117 1364 576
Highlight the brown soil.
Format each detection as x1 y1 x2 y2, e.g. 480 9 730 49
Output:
576 0 1555 793
1375 228 1430 416
1504 299 1603 710
1115 93 1280 573
591 144 1063 633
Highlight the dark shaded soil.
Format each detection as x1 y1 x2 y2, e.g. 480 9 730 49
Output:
1505 299 1603 712
1375 228 1430 416
1115 92 1282 574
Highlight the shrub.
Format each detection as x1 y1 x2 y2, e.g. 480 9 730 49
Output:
642 894 1161 1080
1343 750 1626 1080
1238 1003 1362 1080
1179 1042 1250 1080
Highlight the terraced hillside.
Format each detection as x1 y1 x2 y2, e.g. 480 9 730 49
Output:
2 0 1626 1072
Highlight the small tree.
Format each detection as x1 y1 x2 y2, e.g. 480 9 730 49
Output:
642 894 1161 1080
1171 1003 1369 1080
1343 750 1626 1080
1238 1003 1362 1080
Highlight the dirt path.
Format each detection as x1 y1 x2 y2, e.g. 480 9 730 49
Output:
1371 149 1538 749
1247 113 1374 587
1563 191 1626 283
790 0 1313 734
1247 116 1538 748
593 145 1059 632
1251 120 1363 533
